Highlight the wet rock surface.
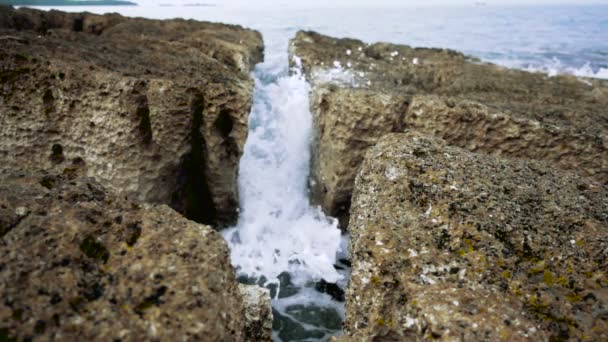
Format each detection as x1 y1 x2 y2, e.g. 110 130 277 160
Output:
0 6 264 226
0 172 245 341
290 30 608 227
238 284 273 341
344 132 607 341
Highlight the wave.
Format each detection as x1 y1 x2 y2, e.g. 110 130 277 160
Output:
495 57 608 80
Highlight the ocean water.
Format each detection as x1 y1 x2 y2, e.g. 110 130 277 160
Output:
34 3 608 79
23 2 608 341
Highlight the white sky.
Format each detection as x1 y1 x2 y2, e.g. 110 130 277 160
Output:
136 0 608 5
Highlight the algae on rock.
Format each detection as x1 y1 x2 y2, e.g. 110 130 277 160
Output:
344 132 608 341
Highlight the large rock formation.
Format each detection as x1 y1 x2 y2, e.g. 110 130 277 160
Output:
344 131 608 341
0 6 264 226
0 172 245 340
290 31 607 227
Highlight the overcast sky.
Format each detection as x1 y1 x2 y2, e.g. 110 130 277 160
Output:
138 0 608 5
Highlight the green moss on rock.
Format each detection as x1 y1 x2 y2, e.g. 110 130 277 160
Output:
79 235 110 263
126 222 141 247
14 54 28 61
40 176 56 189
134 286 167 315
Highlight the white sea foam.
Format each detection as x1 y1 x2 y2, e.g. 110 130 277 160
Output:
222 60 344 288
270 235 349 340
311 68 360 87
310 63 368 88
502 57 608 80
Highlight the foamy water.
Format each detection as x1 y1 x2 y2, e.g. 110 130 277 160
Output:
220 54 349 340
222 64 343 287
523 60 608 79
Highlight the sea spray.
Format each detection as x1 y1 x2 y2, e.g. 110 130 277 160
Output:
223 62 343 286
525 59 608 79
223 56 348 340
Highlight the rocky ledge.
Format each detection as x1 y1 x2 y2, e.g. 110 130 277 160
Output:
0 172 246 340
0 6 264 226
290 31 607 228
290 30 607 340
0 6 276 341
346 132 607 341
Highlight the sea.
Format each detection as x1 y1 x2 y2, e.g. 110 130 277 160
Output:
20 2 608 341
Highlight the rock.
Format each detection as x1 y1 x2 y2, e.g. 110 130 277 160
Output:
289 30 607 227
307 86 408 227
344 131 608 341
0 171 245 341
0 6 264 226
238 284 273 341
406 95 606 183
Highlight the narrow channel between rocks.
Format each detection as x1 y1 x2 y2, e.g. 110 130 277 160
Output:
222 41 350 341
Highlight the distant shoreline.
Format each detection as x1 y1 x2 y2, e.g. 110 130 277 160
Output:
3 1 137 6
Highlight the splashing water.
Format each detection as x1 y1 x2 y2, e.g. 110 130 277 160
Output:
223 63 343 286
524 58 608 79
223 53 348 340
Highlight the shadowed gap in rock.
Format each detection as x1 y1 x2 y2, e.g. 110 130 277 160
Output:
170 91 218 226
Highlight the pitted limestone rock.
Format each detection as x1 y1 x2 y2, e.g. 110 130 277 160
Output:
0 172 245 340
0 6 264 226
344 131 608 341
290 30 607 228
